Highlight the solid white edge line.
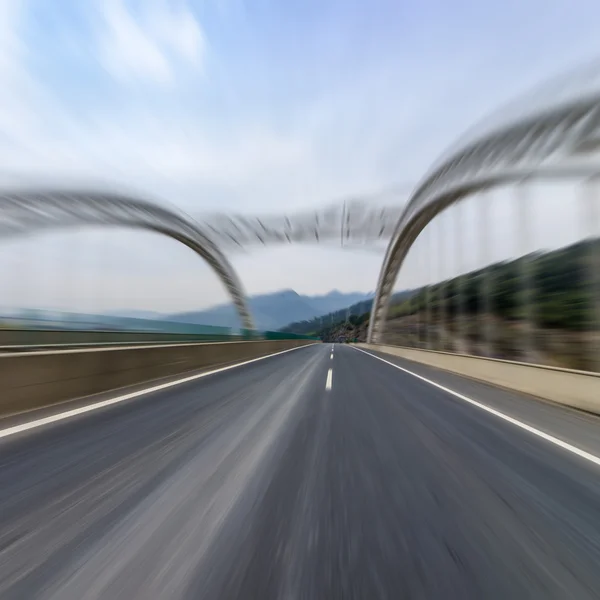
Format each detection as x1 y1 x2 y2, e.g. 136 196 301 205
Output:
352 346 600 468
0 343 318 441
325 368 333 390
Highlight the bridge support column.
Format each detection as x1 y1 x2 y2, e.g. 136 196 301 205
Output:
425 229 432 350
454 200 465 354
516 180 535 363
438 216 446 351
480 192 495 358
582 176 600 373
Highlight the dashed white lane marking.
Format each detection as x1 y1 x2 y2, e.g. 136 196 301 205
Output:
330 353 333 360
325 368 333 390
0 344 318 441
352 346 600 469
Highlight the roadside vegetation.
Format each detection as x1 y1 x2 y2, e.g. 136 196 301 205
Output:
282 239 599 369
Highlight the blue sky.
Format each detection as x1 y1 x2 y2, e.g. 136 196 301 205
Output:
0 0 599 314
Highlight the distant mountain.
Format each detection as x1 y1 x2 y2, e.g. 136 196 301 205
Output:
280 289 413 335
302 290 373 315
104 310 164 320
168 289 373 331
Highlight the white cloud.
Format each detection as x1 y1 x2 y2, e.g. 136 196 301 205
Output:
95 0 206 84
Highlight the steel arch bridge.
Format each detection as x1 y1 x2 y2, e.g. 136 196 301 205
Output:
2 64 599 339
0 187 407 331
367 62 600 343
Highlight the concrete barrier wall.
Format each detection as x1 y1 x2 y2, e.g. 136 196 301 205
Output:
358 344 600 414
0 340 316 417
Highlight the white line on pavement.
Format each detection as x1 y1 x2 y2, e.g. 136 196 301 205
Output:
0 344 318 441
330 353 333 360
325 368 333 390
352 346 600 469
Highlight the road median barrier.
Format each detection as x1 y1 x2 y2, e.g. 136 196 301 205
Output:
0 339 316 417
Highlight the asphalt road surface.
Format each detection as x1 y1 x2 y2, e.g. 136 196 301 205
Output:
2 343 600 599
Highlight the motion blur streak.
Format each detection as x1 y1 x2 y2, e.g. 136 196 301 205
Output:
2 344 600 598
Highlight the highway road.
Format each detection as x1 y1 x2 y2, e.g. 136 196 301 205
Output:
2 343 600 598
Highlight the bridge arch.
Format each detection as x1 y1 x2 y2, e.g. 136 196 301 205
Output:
194 194 409 254
368 82 600 343
0 188 255 330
